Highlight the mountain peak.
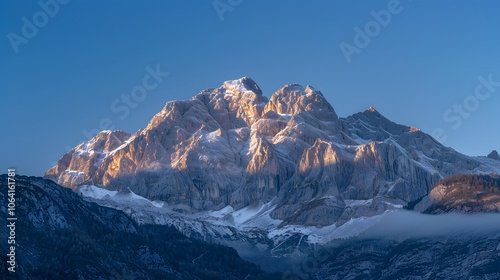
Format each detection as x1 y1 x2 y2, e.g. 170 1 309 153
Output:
354 106 385 119
221 76 262 95
279 84 322 97
488 150 500 161
347 107 413 139
264 83 338 121
410 126 421 132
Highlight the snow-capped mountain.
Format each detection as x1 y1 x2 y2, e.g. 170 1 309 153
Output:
41 77 500 276
45 77 500 228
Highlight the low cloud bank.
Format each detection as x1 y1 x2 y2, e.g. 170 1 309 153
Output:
361 210 500 239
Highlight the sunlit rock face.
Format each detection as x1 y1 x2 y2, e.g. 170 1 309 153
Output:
263 84 338 122
45 130 132 188
45 77 500 226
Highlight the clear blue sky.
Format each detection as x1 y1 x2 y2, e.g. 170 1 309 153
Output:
1 0 499 176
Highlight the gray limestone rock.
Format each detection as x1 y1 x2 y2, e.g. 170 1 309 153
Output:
45 77 500 226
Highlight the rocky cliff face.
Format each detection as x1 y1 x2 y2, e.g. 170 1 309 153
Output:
45 77 500 226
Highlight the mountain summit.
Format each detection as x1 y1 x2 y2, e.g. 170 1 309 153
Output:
45 77 500 227
264 83 338 121
488 150 500 161
221 76 263 95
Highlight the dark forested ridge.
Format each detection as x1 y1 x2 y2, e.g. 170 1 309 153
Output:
415 173 500 214
0 175 289 280
313 235 500 280
436 173 500 206
439 173 500 191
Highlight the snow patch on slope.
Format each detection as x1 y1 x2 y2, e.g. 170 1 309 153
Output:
268 213 388 245
77 185 388 246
